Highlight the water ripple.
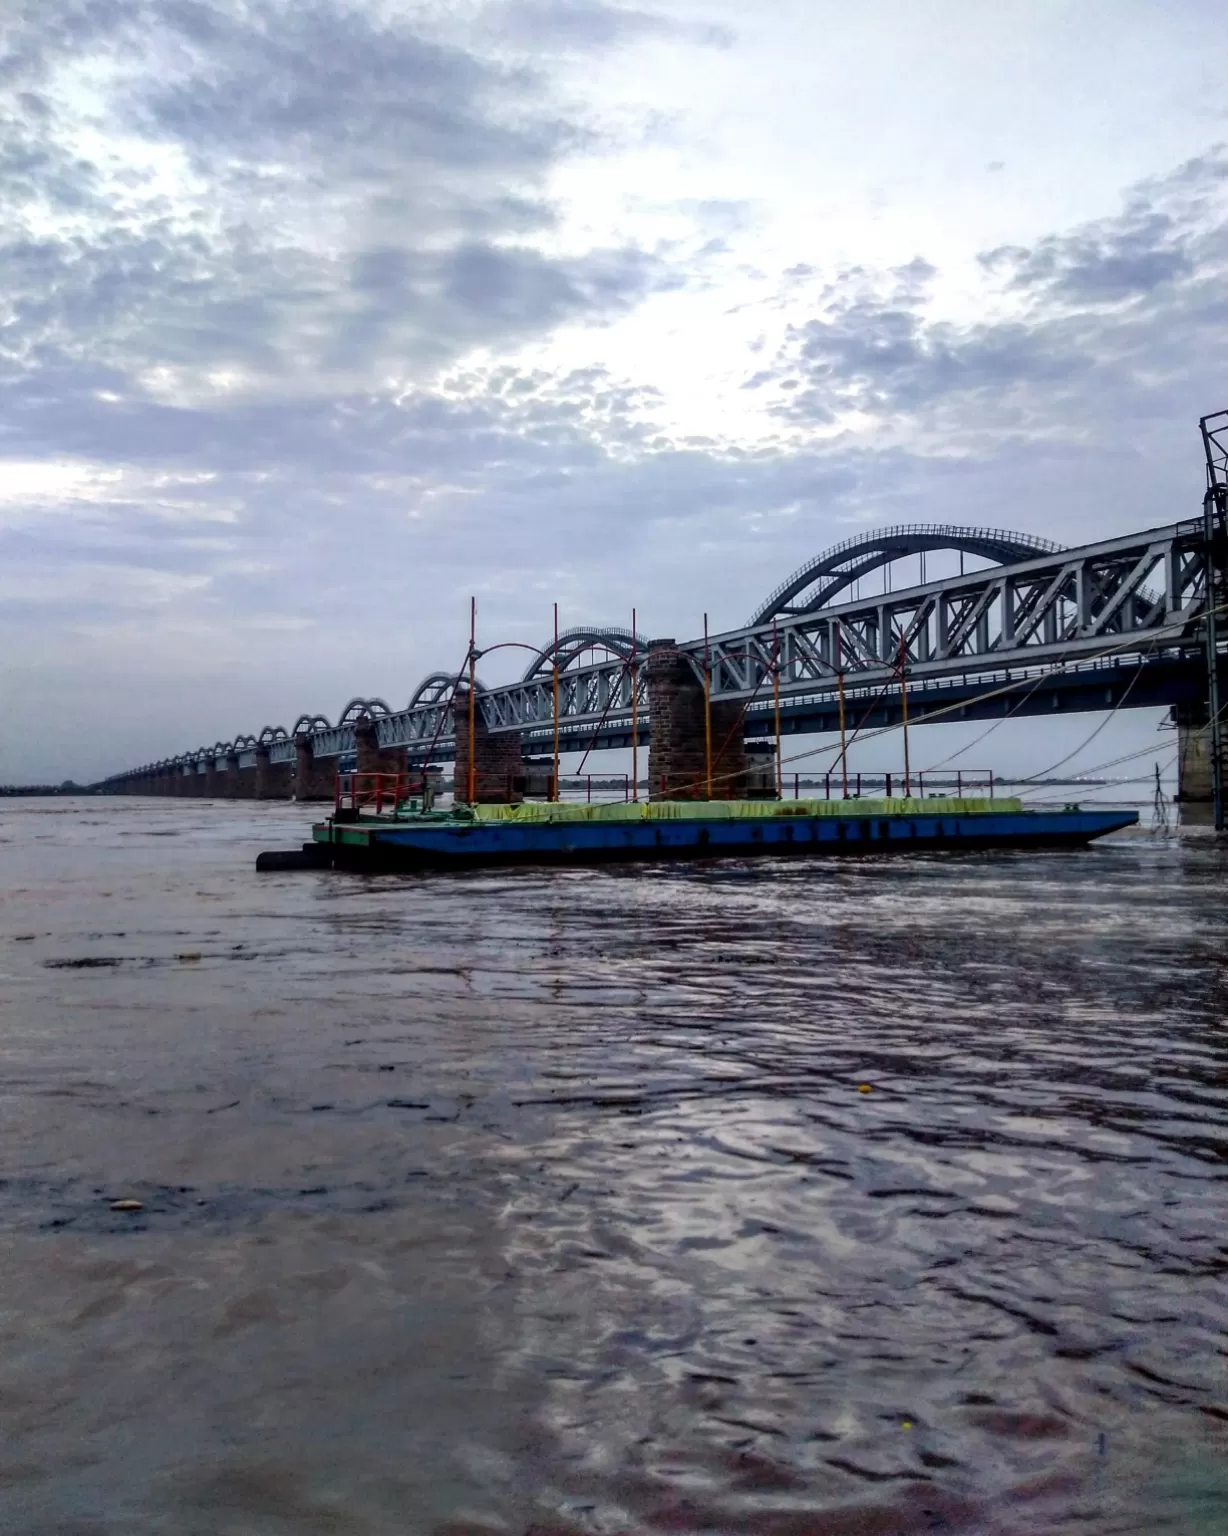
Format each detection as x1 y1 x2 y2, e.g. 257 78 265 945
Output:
0 800 1225 1532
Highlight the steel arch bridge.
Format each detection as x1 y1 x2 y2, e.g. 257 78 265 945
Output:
105 517 1221 785
750 524 1064 624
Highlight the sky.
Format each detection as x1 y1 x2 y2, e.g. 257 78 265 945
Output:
1 0 1227 784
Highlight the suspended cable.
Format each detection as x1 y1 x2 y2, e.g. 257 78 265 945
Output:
1016 663 1147 783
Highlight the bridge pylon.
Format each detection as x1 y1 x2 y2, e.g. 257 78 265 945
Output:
1198 410 1228 832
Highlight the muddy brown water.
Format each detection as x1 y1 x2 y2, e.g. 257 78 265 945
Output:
1 797 1226 1534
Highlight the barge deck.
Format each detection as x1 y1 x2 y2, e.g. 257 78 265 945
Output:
265 796 1139 872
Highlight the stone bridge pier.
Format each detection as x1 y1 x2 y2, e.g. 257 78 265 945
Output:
451 691 525 802
353 716 408 781
645 642 750 800
217 752 240 798
255 745 293 800
294 733 335 802
1175 699 1220 825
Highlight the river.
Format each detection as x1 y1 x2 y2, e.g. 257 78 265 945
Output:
1 797 1225 1533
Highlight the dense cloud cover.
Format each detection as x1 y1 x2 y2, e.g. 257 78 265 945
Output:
1 0 1226 779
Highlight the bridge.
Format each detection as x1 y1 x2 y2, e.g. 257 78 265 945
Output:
100 511 1224 810
98 409 1228 826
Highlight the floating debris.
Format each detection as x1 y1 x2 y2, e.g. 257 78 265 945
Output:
46 957 122 970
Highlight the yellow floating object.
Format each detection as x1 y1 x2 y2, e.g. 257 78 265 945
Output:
110 1199 143 1212
858 1084 872 1094
902 1420 913 1430
471 796 1019 826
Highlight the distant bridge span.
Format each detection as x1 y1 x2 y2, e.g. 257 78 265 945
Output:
104 517 1222 785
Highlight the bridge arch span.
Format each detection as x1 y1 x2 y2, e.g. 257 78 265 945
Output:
337 698 392 726
292 714 332 736
408 672 460 709
521 626 652 681
751 524 1064 625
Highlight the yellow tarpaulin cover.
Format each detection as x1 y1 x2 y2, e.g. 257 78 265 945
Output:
471 797 1022 824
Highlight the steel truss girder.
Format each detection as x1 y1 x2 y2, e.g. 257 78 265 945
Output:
110 519 1213 777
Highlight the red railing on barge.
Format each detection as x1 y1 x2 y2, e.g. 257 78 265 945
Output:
335 772 437 815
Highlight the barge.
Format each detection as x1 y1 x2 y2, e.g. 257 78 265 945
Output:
258 795 1138 872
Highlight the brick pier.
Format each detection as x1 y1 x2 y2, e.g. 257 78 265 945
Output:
294 733 335 802
645 642 750 799
451 691 525 802
353 716 409 781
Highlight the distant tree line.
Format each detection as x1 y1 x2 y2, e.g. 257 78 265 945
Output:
0 782 93 797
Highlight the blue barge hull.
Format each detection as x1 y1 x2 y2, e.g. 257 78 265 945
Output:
312 802 1137 871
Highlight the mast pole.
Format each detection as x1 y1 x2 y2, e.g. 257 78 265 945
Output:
467 596 477 805
630 608 639 802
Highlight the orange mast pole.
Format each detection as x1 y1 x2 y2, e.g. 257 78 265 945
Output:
630 607 639 801
836 621 848 799
467 596 477 805
703 612 713 800
551 601 560 801
772 619 782 799
899 631 911 797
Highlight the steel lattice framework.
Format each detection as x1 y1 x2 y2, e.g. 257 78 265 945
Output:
110 517 1220 782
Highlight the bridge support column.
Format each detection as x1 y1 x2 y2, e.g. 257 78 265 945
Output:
646 643 750 800
217 754 240 799
1175 703 1216 826
202 760 220 798
255 746 293 800
451 692 524 803
354 716 408 781
294 734 335 802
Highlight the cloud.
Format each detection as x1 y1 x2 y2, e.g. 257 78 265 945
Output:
489 0 733 52
981 208 1195 304
0 7 1225 780
0 0 677 411
757 149 1228 435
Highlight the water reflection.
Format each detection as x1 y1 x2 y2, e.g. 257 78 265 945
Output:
0 797 1225 1532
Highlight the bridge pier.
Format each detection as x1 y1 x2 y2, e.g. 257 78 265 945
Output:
294 734 335 802
255 746 293 800
354 716 408 781
1175 703 1216 826
646 642 750 800
451 691 525 803
216 753 239 799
